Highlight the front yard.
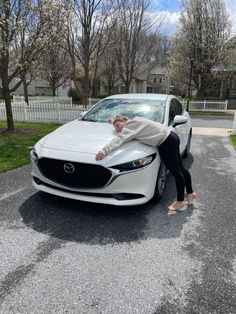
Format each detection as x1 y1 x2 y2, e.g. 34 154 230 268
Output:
0 122 59 173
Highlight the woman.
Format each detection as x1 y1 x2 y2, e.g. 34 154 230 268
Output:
96 116 196 211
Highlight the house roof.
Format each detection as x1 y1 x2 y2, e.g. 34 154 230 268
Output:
212 65 236 72
148 65 168 76
133 65 149 81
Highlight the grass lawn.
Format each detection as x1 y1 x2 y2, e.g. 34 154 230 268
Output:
230 135 236 149
0 121 60 173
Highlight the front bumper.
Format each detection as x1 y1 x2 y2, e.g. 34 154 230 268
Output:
31 156 160 206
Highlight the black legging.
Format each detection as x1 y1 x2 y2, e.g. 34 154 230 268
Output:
158 131 193 201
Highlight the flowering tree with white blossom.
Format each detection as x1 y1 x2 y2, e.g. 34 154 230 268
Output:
0 0 66 130
169 0 231 98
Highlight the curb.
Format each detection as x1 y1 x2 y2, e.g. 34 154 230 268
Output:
192 127 232 136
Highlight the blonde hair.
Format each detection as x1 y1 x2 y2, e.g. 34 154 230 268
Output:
112 115 128 125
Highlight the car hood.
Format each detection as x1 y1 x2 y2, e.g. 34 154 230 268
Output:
38 120 150 156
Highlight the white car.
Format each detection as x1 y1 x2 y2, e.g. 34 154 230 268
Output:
31 94 192 206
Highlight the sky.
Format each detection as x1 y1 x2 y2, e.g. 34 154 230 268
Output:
151 0 236 37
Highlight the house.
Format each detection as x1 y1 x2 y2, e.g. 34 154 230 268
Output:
100 66 171 95
8 76 71 98
11 76 53 96
146 66 171 94
210 65 236 108
105 77 147 94
99 66 148 95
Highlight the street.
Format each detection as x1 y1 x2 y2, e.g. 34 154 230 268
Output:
0 123 236 313
191 115 233 129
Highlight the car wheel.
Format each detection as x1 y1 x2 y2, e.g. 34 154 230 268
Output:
152 162 167 201
183 129 192 158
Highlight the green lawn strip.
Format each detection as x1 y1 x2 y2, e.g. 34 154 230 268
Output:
230 135 236 149
0 122 60 173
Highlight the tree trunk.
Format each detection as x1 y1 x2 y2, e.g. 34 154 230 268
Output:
69 51 82 99
197 81 207 98
125 83 130 93
52 86 56 97
108 83 113 95
4 90 14 131
83 67 90 108
1 58 15 130
219 80 224 100
23 73 29 105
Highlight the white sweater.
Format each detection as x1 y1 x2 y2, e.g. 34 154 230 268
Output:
101 116 170 155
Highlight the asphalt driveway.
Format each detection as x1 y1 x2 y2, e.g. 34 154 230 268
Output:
0 129 236 313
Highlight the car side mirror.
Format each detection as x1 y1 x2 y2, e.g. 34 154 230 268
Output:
172 115 188 127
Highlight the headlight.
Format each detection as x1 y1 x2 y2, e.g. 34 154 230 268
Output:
112 153 156 172
30 147 39 163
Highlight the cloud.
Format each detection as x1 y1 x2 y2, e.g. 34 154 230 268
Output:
225 0 236 35
149 1 236 37
149 11 180 37
159 11 180 36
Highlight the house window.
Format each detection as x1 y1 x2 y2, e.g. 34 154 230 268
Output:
153 78 157 83
146 86 153 93
159 78 162 83
120 86 126 93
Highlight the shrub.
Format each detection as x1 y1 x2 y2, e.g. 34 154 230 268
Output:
97 94 108 99
68 88 80 102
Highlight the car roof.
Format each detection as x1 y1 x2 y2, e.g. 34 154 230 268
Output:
104 93 171 101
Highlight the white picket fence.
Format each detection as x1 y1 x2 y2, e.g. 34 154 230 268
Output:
13 95 73 105
0 101 94 123
0 98 229 124
184 100 228 111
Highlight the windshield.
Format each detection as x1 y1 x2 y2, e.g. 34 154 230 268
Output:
82 98 166 123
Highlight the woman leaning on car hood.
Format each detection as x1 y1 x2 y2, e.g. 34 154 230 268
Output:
95 116 196 212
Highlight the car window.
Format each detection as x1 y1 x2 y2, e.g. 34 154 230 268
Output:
82 98 166 123
168 99 183 125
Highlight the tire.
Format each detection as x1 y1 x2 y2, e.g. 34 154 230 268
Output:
183 129 192 158
152 162 167 201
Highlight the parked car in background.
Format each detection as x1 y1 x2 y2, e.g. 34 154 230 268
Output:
31 94 192 206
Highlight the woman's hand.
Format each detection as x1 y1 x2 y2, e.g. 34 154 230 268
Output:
95 151 106 160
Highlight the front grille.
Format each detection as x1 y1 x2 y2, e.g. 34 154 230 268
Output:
37 158 112 188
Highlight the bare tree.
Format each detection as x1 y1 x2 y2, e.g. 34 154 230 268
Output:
147 34 173 67
0 0 66 130
39 46 70 96
66 0 114 106
100 39 119 95
113 0 156 93
170 0 231 97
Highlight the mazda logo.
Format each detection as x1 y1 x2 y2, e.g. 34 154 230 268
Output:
63 162 75 174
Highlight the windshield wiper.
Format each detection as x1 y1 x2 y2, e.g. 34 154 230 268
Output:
82 118 97 122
